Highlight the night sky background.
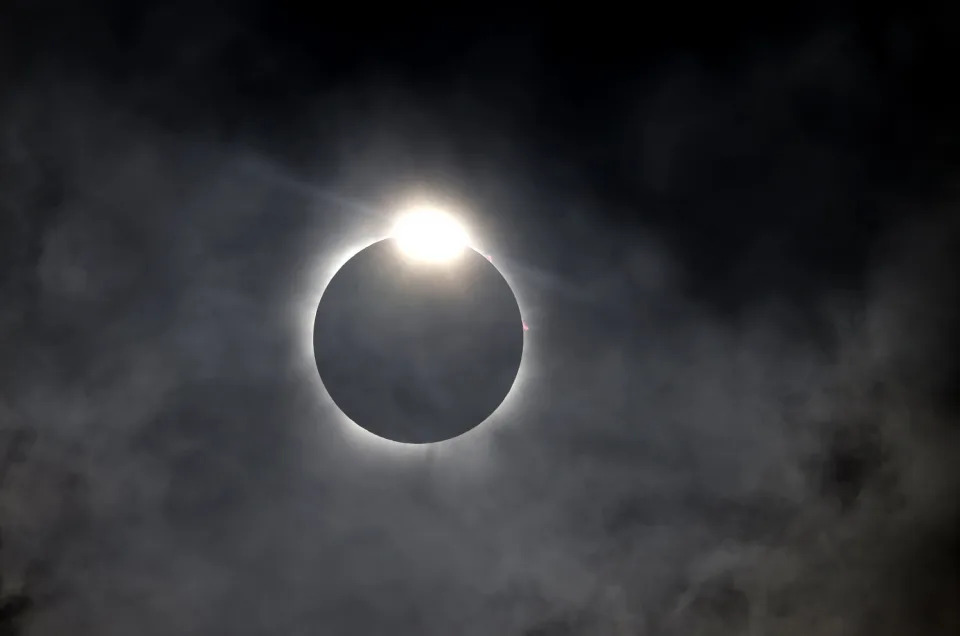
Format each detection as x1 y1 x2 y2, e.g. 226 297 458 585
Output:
1 3 959 634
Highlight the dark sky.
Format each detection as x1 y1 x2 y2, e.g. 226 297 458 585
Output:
1 3 958 635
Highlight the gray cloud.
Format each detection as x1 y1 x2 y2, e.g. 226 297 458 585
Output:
1 23 958 636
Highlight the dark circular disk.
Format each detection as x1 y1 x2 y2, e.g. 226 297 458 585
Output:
313 238 524 444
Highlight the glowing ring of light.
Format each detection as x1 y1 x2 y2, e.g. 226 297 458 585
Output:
292 204 536 456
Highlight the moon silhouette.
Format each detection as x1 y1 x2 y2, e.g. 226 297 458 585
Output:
313 238 524 443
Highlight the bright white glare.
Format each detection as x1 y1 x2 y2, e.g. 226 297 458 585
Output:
391 208 469 262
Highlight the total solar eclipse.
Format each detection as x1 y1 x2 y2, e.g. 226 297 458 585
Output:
313 210 525 444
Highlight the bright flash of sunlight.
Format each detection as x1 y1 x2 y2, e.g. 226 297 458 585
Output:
391 207 469 262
